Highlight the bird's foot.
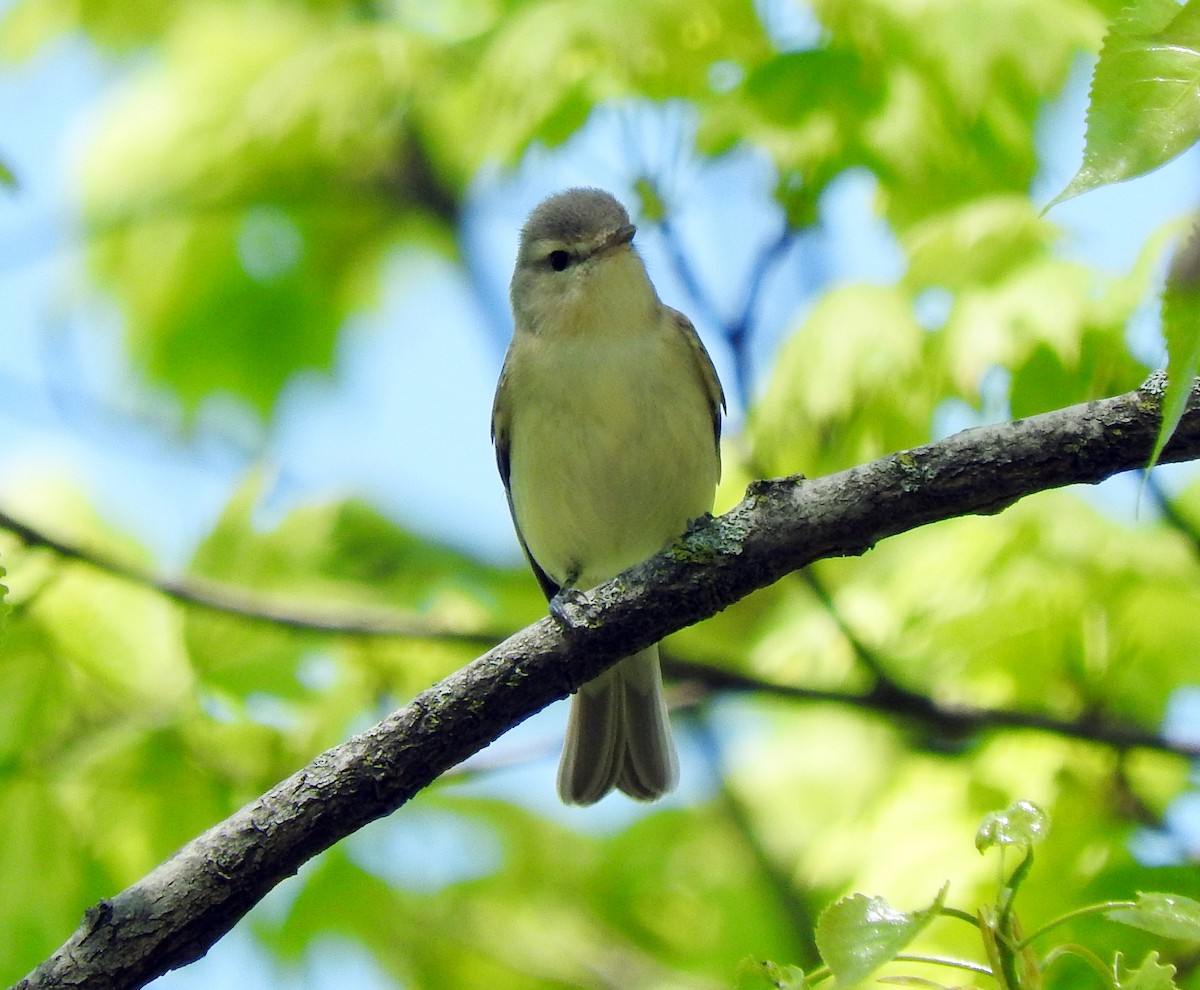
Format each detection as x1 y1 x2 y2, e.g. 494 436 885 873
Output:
549 586 591 632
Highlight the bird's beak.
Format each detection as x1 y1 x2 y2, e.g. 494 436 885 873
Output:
600 223 637 253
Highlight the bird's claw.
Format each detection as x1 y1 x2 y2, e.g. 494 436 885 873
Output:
549 586 590 632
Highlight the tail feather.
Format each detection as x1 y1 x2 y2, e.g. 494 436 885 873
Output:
557 665 623 805
557 646 678 805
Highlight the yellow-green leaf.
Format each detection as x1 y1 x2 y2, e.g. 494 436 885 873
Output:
975 800 1050 853
1108 893 1200 942
1051 0 1200 206
1150 219 1200 468
815 885 947 986
1115 951 1181 990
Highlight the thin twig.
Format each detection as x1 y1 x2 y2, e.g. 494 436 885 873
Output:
655 212 797 407
796 565 903 687
691 712 820 968
726 225 796 403
0 508 500 645
1145 471 1200 558
2 504 1192 761
662 657 1200 760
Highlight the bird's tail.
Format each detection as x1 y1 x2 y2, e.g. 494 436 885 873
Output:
557 645 679 805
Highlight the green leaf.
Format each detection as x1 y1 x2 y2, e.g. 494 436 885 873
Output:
633 176 668 224
0 0 372 56
0 158 15 189
1051 0 1200 205
0 560 8 641
815 885 947 986
699 46 878 210
736 958 811 990
937 243 1160 404
185 480 535 705
902 195 1057 291
1115 951 1180 990
80 10 446 414
975 800 1050 853
0 778 108 977
1 0 175 54
813 0 1100 227
441 0 772 169
1149 219 1200 469
1108 892 1200 941
753 284 936 477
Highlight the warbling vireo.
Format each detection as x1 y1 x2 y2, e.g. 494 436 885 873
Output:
491 188 724 804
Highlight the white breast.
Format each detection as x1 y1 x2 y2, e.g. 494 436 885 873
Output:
507 312 718 590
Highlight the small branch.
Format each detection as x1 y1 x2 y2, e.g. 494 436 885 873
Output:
664 657 1199 759
795 565 902 687
691 713 820 968
15 383 1200 990
1145 471 1200 558
3 513 1191 760
941 906 983 927
0 508 499 646
5 505 1194 761
726 226 796 403
1014 901 1136 950
4 492 1192 759
656 213 796 406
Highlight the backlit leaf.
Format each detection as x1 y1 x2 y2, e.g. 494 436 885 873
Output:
1150 219 1200 469
1115 951 1181 990
1052 0 1200 205
816 885 947 986
975 800 1050 853
1108 892 1200 941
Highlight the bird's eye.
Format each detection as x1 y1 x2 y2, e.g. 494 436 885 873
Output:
548 250 571 272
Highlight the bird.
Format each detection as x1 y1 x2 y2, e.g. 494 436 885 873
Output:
491 187 724 804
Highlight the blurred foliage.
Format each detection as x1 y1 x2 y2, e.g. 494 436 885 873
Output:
748 801 1200 989
2 0 1200 988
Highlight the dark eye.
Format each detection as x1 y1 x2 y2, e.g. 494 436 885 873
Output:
548 250 571 271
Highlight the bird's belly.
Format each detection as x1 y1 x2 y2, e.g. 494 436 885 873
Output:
507 351 717 589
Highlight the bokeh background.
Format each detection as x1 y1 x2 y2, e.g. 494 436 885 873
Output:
3 0 1200 987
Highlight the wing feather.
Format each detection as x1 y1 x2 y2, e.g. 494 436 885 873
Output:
668 307 724 468
492 358 560 601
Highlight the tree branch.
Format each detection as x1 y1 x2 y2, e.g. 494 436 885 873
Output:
663 657 1199 758
15 383 1200 990
0 509 499 646
3 491 1192 760
1146 471 1200 559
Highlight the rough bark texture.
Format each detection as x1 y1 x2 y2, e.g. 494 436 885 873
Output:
14 383 1200 990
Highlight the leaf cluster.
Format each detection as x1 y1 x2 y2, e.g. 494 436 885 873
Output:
742 803 1200 990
